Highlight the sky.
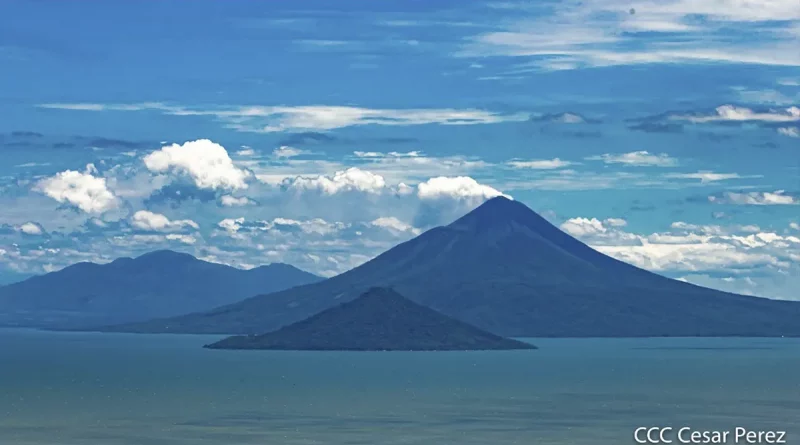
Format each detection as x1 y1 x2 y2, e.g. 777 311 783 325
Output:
0 0 798 299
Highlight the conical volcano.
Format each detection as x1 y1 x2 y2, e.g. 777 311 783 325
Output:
205 287 535 351
111 197 800 337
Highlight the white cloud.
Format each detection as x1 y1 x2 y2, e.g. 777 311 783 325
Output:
353 151 384 158
107 233 200 248
598 242 784 273
143 139 251 190
560 217 609 237
397 182 414 196
38 102 528 133
790 222 800 231
354 151 422 158
35 169 118 213
670 221 761 236
131 210 199 232
561 216 800 299
234 105 528 132
586 151 678 167
710 190 798 205
458 1 800 70
507 158 572 169
560 217 628 237
216 217 347 237
552 112 584 124
650 1 800 22
38 102 166 112
416 176 508 201
268 218 347 235
14 162 51 168
18 222 44 235
664 171 755 183
217 217 245 234
273 146 308 158
346 151 489 185
236 147 256 156
604 218 628 228
165 234 198 245
244 150 487 191
284 168 387 195
220 195 256 207
671 105 800 123
778 127 799 137
370 217 422 235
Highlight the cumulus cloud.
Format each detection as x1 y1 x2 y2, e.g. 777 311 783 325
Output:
416 176 508 201
671 105 800 124
370 217 422 235
217 217 245 234
283 168 387 195
219 195 256 207
204 215 399 276
216 217 347 237
18 222 44 235
507 158 572 169
778 127 799 137
710 190 798 205
268 218 347 235
560 217 628 237
604 218 628 227
586 151 677 167
130 210 199 232
35 168 118 213
165 234 198 245
559 215 800 299
597 242 785 274
346 151 489 185
143 139 251 190
273 145 309 158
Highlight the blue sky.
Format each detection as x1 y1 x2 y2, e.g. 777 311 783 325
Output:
0 0 798 299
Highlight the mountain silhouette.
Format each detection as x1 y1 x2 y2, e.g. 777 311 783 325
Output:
0 250 320 329
205 287 535 351
108 198 800 337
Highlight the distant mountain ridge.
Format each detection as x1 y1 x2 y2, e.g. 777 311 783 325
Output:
206 287 535 351
0 250 321 329
107 197 800 337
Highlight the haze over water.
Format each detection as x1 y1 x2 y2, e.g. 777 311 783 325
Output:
2 329 798 445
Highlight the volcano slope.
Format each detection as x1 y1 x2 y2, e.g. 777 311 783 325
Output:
108 197 800 337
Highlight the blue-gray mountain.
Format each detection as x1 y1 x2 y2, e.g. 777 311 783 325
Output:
206 287 535 351
110 197 800 337
0 250 321 329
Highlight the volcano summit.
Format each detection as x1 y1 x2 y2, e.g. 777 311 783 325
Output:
109 197 800 337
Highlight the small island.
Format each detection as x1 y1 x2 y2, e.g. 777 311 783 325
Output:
204 287 536 351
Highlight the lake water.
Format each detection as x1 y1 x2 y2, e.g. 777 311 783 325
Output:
1 329 798 445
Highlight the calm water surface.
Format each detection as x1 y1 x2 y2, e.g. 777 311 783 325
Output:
1 329 798 444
